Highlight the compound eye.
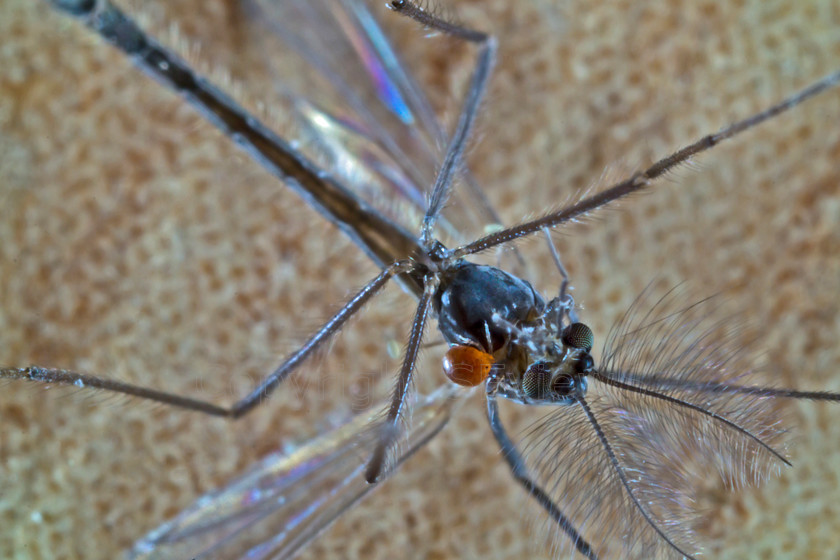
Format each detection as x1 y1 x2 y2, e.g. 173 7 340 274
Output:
522 362 552 399
562 322 594 351
442 345 493 387
551 373 576 396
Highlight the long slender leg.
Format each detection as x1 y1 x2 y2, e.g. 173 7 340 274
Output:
485 378 599 560
365 276 436 483
0 260 413 417
454 70 840 257
389 1 498 246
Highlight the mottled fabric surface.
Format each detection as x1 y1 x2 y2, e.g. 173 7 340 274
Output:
1 1 839 559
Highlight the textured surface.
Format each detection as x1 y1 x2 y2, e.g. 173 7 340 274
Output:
1 0 839 559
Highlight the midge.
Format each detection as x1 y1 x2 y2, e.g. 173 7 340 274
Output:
2 0 840 558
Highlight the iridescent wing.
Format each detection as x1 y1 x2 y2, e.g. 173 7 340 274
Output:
242 0 499 245
129 385 462 560
114 0 493 556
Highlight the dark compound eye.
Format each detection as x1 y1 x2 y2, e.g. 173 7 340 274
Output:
551 374 576 396
522 361 552 399
562 322 594 351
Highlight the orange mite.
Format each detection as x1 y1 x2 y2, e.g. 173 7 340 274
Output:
442 345 493 387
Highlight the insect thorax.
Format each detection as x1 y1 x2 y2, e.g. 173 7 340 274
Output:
433 260 594 405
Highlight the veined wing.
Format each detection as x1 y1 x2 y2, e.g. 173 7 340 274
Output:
129 385 462 560
5 1 492 558
80 0 486 557
244 0 501 246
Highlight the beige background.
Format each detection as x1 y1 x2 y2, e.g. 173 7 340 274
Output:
1 0 839 558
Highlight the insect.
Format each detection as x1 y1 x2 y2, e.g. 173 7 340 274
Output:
1 0 839 559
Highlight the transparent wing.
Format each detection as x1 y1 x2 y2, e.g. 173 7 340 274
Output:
244 0 496 244
129 384 462 560
124 2 486 557
515 288 789 559
7 1 499 558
